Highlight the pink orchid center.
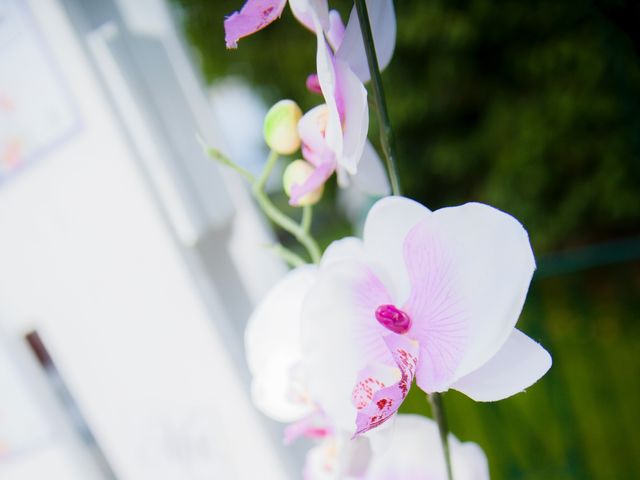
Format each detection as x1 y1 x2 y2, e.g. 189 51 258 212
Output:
375 304 412 335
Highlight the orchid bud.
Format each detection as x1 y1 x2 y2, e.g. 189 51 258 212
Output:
264 100 302 155
283 160 323 206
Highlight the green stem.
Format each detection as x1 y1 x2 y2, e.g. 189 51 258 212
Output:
264 243 307 268
428 393 454 480
252 152 322 264
354 0 402 196
301 205 313 233
197 135 256 182
202 143 322 264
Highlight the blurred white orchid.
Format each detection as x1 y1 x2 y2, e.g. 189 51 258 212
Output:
302 414 489 480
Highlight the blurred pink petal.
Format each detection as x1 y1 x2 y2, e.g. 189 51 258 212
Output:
284 410 333 444
289 161 335 206
306 74 322 94
224 0 287 48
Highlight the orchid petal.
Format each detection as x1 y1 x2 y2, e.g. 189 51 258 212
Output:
283 410 332 445
314 27 344 167
289 161 335 206
363 196 431 304
245 265 317 422
336 0 396 82
350 141 391 197
404 203 535 392
321 237 366 268
289 0 329 32
366 414 490 480
354 335 419 436
298 105 335 167
301 260 395 431
303 433 371 480
333 58 369 174
224 0 287 49
326 9 346 51
451 329 552 401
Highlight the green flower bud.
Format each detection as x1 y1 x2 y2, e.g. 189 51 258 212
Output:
283 160 324 206
263 99 302 155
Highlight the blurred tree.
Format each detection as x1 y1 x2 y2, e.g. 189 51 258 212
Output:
173 0 640 252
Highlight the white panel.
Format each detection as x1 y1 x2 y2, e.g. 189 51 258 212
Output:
0 0 290 478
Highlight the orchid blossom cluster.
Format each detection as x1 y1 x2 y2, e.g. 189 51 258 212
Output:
205 1 553 478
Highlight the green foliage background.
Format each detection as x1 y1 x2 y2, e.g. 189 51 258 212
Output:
172 1 640 478
175 0 640 253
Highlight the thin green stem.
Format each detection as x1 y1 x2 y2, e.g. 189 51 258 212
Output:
428 393 454 480
264 243 307 268
301 205 313 233
197 135 255 182
202 143 322 264
252 152 322 264
354 0 402 196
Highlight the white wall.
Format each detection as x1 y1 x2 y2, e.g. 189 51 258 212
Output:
0 0 290 478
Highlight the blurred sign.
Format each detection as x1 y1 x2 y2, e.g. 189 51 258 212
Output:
0 0 80 183
0 344 50 461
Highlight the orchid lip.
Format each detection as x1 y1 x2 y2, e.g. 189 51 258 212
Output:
375 304 412 335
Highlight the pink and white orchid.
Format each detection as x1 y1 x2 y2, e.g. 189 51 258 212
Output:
245 263 387 478
302 414 489 480
224 0 333 49
224 0 394 204
365 414 489 480
290 0 395 205
300 196 552 436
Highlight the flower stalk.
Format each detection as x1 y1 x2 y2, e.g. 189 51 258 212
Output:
252 151 322 264
201 142 322 264
354 1 453 476
429 393 454 480
354 0 402 196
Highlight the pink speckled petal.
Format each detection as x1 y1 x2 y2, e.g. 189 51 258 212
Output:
224 0 287 48
353 335 419 436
